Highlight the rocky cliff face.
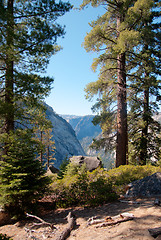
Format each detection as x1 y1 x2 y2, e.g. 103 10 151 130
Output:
45 105 85 168
61 115 114 169
61 115 102 151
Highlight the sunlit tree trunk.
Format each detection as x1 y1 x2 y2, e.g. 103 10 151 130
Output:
116 14 128 167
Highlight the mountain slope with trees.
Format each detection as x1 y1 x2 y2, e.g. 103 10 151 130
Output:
46 106 85 168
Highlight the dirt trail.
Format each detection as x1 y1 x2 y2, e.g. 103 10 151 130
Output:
0 198 161 240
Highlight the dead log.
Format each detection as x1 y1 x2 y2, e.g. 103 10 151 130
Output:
56 212 75 240
96 215 134 228
87 212 134 227
148 227 161 238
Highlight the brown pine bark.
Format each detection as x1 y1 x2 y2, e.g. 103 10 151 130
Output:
5 0 14 133
139 84 149 165
116 15 128 167
138 40 149 165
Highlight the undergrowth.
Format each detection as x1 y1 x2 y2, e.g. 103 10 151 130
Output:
51 163 161 208
51 163 117 208
107 164 161 194
0 234 12 240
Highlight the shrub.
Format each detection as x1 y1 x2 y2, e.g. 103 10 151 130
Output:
0 234 12 240
107 165 161 194
51 163 161 208
51 163 117 208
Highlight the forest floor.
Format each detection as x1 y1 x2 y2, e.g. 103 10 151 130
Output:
0 197 161 240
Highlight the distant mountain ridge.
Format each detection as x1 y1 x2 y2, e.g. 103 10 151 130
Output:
61 114 115 169
45 105 85 168
61 114 102 153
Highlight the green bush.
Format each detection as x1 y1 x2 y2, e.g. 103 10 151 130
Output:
0 130 51 218
0 234 12 240
51 163 161 208
107 165 161 194
51 163 117 208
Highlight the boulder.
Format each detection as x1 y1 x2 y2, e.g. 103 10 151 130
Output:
126 172 161 197
70 156 102 172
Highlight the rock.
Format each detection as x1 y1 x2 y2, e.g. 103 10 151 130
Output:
49 165 59 174
70 155 102 171
62 115 102 141
45 104 85 168
0 207 10 226
126 172 161 197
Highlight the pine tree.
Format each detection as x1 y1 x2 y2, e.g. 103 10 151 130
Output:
0 0 71 215
0 0 71 133
30 106 55 167
81 0 153 167
0 130 51 218
128 1 161 165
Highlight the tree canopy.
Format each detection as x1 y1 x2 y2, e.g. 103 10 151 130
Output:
81 0 161 166
0 0 72 216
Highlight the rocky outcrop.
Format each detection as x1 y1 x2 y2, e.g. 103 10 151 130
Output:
126 172 161 197
70 155 102 172
45 105 85 168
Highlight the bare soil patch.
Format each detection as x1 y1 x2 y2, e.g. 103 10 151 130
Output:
0 198 161 240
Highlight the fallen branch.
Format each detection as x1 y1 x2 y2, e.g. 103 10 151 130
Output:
87 212 134 228
119 200 140 204
26 213 57 230
96 216 134 228
56 212 75 240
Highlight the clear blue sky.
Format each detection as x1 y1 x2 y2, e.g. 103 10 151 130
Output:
45 0 105 116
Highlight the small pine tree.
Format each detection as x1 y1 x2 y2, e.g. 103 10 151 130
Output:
0 129 51 218
58 156 70 179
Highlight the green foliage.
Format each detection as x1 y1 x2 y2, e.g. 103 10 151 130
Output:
0 234 12 240
57 156 70 179
0 0 71 220
0 129 51 218
0 0 72 133
107 165 161 194
51 163 117 208
82 0 161 166
51 164 161 208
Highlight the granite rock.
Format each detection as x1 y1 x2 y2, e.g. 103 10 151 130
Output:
126 172 161 197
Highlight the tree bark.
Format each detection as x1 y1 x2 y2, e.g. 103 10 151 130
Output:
47 145 50 168
116 14 128 167
139 87 149 165
139 42 149 165
56 212 75 240
40 130 43 164
5 0 14 133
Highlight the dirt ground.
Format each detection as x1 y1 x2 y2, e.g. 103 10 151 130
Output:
0 198 161 240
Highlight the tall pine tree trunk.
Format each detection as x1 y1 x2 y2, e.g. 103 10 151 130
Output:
116 52 128 167
139 83 149 165
5 0 14 133
139 41 149 165
116 14 128 167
